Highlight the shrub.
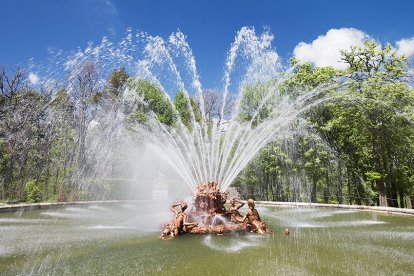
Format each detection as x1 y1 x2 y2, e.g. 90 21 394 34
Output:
25 180 42 203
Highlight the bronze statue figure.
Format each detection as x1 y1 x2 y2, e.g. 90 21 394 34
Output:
229 198 245 223
160 201 197 239
236 199 271 234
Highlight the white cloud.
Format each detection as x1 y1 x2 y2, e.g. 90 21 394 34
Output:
293 28 370 69
28 72 40 85
396 37 414 58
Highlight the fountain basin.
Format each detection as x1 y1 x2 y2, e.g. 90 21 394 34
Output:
0 201 413 275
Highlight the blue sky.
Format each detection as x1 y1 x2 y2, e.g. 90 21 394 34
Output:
1 0 414 88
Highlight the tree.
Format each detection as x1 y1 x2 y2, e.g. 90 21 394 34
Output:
68 62 102 167
338 41 414 206
130 79 176 127
201 89 235 124
0 68 49 200
47 89 76 199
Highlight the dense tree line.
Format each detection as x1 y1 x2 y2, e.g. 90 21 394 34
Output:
0 64 128 202
235 41 414 208
0 41 413 208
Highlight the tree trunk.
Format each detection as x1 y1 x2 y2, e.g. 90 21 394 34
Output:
347 168 353 205
372 130 387 207
399 191 405 209
271 177 275 201
388 190 398 207
3 157 14 198
264 173 269 201
43 150 51 200
311 174 317 203
323 170 329 203
17 157 28 201
54 167 60 196
354 172 362 205
376 179 387 207
336 163 344 204
248 185 255 200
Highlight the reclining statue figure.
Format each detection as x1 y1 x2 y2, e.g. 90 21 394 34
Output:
236 199 272 235
160 201 198 239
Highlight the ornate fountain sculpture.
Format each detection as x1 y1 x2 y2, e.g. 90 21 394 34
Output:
160 181 271 239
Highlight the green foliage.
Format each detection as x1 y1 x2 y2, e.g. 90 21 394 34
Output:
130 111 149 124
281 58 341 96
25 180 42 203
365 171 382 181
92 92 104 104
108 68 129 96
341 41 408 82
0 138 8 173
239 81 279 126
132 79 177 126
173 90 201 130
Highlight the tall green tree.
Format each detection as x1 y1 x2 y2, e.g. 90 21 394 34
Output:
338 41 414 206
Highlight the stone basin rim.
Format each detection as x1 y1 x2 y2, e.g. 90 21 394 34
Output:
0 200 413 216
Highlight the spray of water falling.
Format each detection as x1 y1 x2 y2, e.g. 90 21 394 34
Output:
33 27 339 196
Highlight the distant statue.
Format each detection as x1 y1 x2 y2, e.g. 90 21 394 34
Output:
237 199 271 234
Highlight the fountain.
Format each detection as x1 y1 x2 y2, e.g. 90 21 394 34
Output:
36 27 325 237
1 27 413 275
